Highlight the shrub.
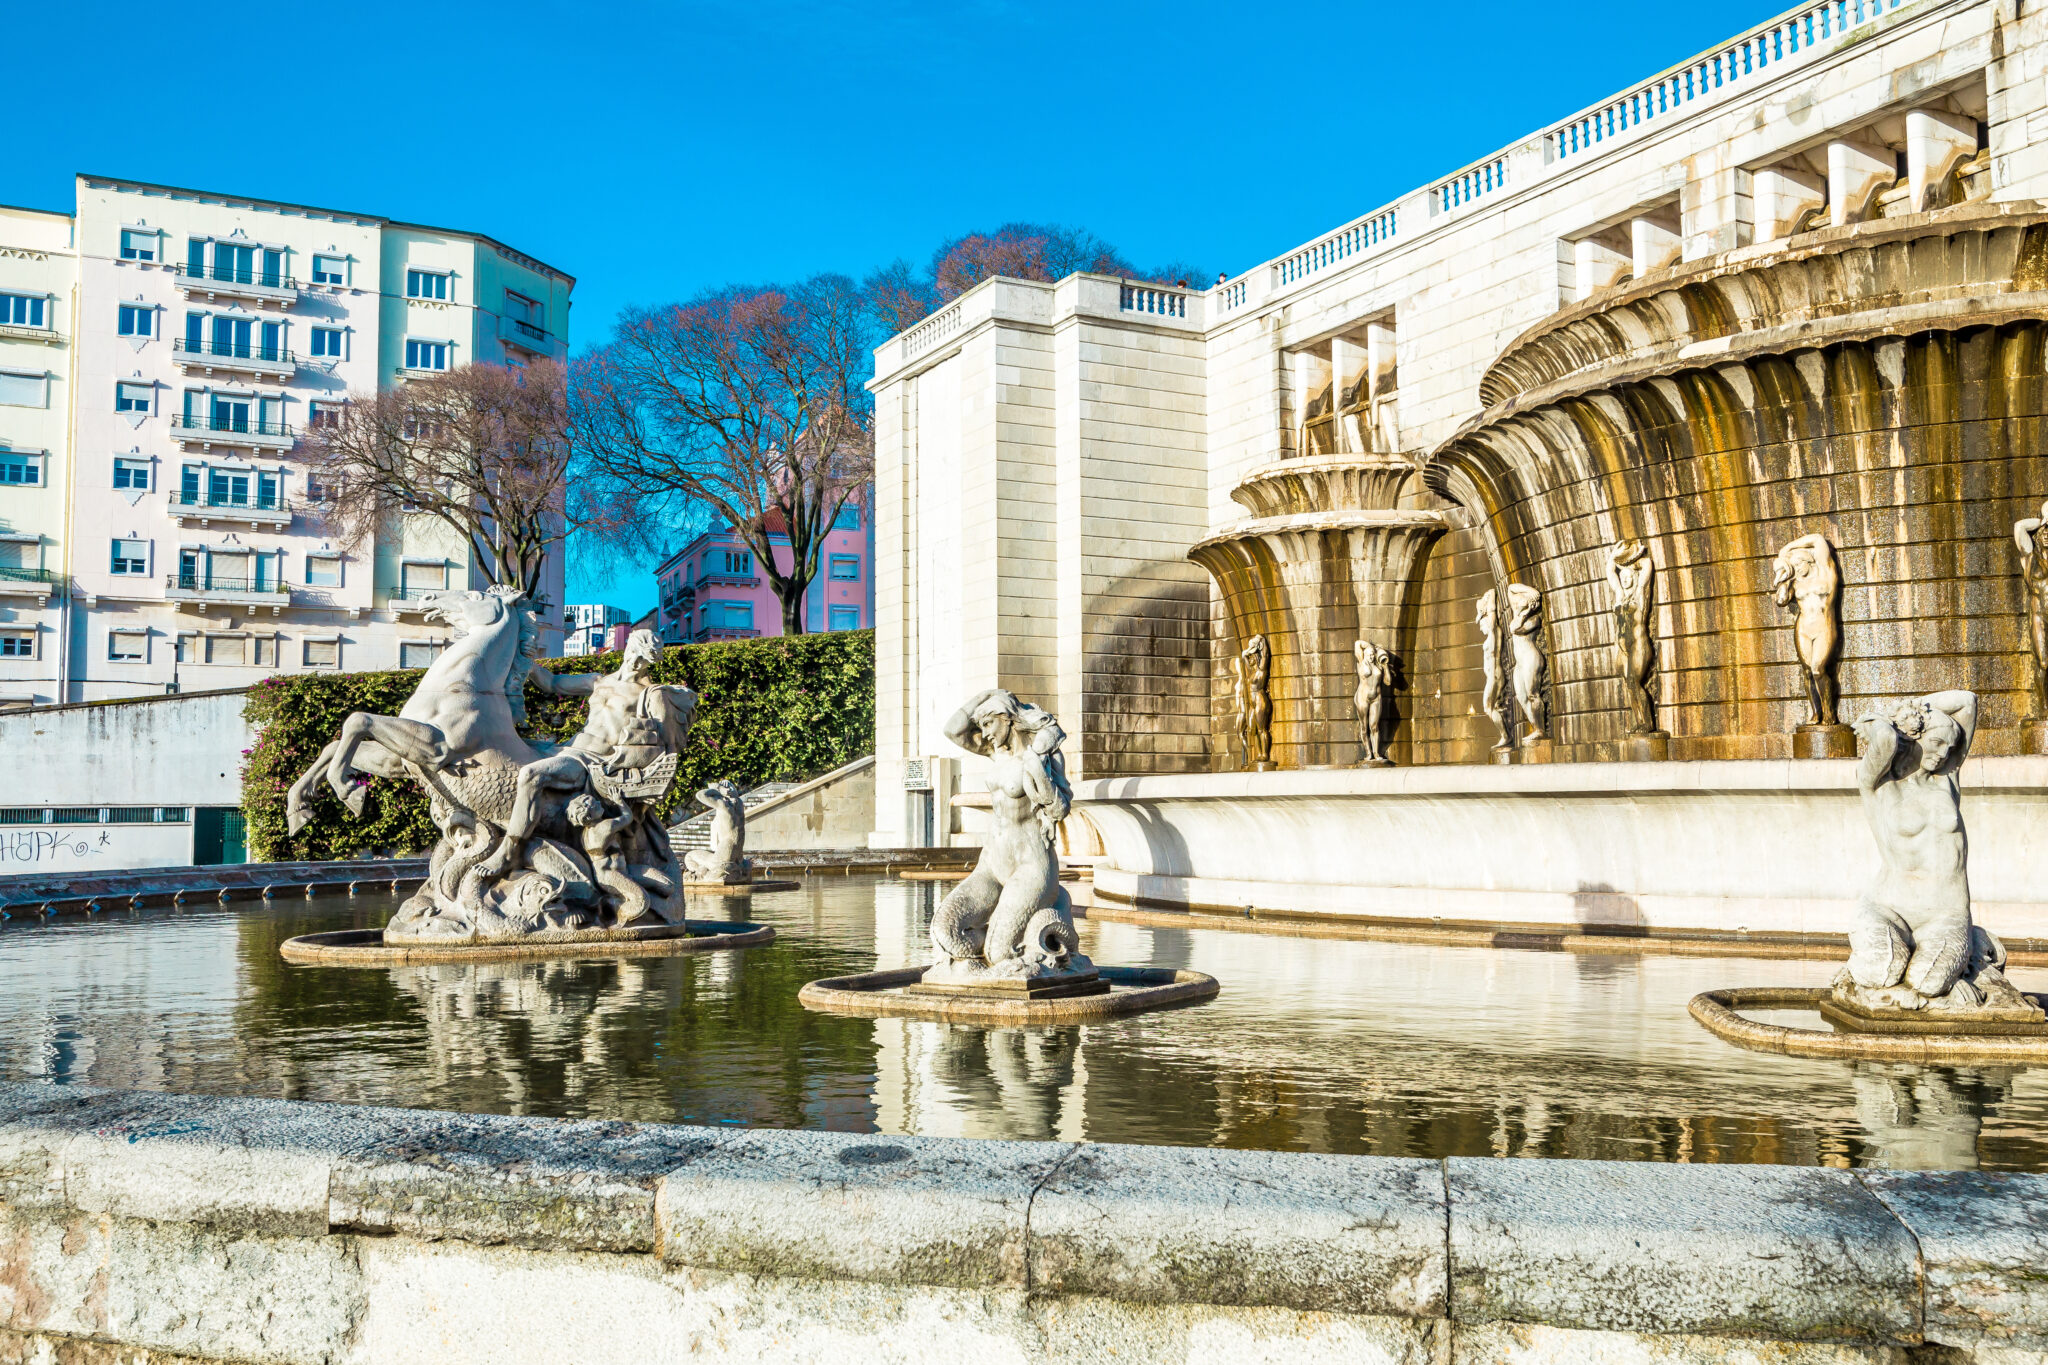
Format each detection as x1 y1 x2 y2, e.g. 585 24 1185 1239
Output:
244 629 875 863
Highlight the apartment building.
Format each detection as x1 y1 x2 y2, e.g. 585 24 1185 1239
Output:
653 499 874 644
0 175 572 707
563 603 630 655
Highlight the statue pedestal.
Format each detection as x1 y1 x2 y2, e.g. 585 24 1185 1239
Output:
1517 737 1556 764
907 963 1110 1001
1792 723 1857 759
2021 717 2048 755
1819 989 2048 1037
1490 745 1516 766
1622 732 1670 762
1355 756 1394 769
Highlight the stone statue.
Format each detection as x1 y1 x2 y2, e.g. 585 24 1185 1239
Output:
1606 541 1658 735
1505 583 1548 743
682 779 751 885
1353 639 1394 767
1836 690 2041 1021
1772 534 1843 727
1228 649 1249 769
2015 503 2048 716
1476 589 1511 751
1240 634 1273 769
923 690 1091 993
288 606 698 943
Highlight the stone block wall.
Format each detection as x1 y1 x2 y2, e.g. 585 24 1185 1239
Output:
5 1080 2048 1362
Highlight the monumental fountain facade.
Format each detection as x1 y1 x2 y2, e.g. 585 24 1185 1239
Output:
866 0 2048 936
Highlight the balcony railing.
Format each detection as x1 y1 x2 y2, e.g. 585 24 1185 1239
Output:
0 567 58 586
175 263 296 291
172 415 294 441
166 574 289 596
173 337 297 367
172 490 290 514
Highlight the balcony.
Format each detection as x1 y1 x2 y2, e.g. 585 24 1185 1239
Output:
0 321 61 346
173 263 298 308
171 337 297 380
0 566 59 604
164 574 291 614
386 587 447 616
692 626 762 642
171 414 295 451
170 490 292 529
497 314 563 359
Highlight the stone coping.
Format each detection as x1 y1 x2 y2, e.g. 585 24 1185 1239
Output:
1 1080 2045 1354
797 965 1219 1024
1692 987 2048 1062
1072 754 2048 803
279 920 776 965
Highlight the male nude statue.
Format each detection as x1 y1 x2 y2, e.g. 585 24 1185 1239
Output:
1772 534 1842 726
2016 503 2048 713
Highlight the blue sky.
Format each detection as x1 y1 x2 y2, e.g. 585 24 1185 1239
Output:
14 0 1774 615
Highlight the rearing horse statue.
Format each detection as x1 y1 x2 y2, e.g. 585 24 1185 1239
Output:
285 586 545 836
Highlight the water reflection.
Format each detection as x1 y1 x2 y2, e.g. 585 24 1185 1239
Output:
0 877 2046 1170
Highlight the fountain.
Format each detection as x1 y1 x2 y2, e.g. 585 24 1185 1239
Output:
278 602 772 963
801 688 1216 1023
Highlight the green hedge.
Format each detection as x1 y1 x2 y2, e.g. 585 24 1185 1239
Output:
243 629 876 863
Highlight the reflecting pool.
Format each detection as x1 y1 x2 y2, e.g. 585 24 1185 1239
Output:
2 875 2046 1171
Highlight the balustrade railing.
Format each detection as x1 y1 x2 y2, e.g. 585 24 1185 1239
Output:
1118 284 1187 318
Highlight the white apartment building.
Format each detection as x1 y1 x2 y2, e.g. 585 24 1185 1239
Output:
0 175 573 708
563 602 629 655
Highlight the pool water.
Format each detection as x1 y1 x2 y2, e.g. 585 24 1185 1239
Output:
2 875 2045 1171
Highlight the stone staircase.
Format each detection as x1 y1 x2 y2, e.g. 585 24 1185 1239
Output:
669 781 799 850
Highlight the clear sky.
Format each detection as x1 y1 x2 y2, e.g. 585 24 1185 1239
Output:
13 0 1775 615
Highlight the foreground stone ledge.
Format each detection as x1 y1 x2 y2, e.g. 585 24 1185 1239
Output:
1026 1144 1446 1317
655 1127 1073 1289
1448 1157 1923 1343
1861 1169 2048 1351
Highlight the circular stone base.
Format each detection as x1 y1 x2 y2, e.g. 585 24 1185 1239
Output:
1792 723 1857 759
799 964 1218 1024
682 878 801 894
1691 987 2048 1061
280 919 774 966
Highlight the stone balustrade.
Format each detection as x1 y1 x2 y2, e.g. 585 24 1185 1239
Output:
0 1079 2043 1361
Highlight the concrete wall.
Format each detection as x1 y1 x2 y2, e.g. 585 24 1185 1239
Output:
0 688 251 870
1075 755 2048 939
743 756 876 851
0 1080 2043 1362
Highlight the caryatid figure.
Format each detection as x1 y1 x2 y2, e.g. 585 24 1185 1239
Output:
1476 589 1511 751
1240 634 1273 769
1606 540 1658 735
1505 583 1548 743
2015 503 2048 715
1352 640 1394 767
1771 534 1843 726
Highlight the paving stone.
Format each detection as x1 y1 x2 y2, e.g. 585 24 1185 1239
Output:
1027 1143 1445 1316
1447 1157 1921 1342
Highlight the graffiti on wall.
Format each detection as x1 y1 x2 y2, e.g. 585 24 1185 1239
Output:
0 830 110 865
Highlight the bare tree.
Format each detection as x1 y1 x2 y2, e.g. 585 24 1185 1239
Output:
570 275 875 636
297 360 570 603
864 223 1208 331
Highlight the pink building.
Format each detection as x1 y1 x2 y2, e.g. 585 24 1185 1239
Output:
653 498 873 644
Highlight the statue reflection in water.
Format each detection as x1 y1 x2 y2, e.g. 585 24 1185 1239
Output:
1850 1063 2016 1171
917 1024 1080 1141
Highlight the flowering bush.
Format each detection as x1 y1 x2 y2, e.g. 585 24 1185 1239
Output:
243 630 875 863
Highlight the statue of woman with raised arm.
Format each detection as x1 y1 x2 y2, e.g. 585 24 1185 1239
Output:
1837 690 2040 1021
922 689 1092 991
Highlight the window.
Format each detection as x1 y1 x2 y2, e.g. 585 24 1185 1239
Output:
307 401 340 429
0 450 41 485
306 555 342 586
0 294 46 328
0 540 32 572
401 561 448 593
117 304 153 337
714 549 751 576
399 641 445 669
109 631 146 661
310 327 344 358
829 555 860 581
0 631 33 658
175 635 194 663
406 270 449 300
0 371 46 407
833 504 861 531
405 339 449 371
113 457 150 490
204 635 246 665
708 601 753 630
504 290 541 325
828 606 860 631
251 636 276 667
311 254 345 285
303 638 339 668
119 229 157 262
111 539 148 576
157 807 188 822
115 382 152 413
